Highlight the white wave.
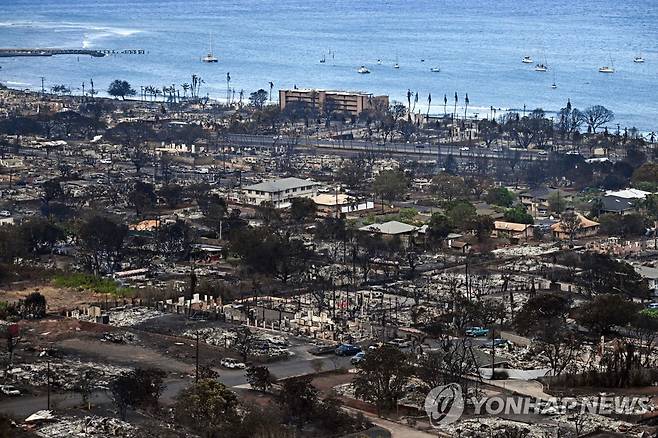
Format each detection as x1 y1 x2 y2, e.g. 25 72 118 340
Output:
0 20 142 48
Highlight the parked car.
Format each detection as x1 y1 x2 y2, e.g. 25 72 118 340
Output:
465 327 489 337
0 385 20 396
480 338 508 349
387 338 412 348
459 146 470 151
335 344 361 356
647 303 658 310
220 358 246 369
0 210 11 217
350 352 366 365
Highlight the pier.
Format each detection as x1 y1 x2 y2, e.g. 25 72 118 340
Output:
0 48 146 58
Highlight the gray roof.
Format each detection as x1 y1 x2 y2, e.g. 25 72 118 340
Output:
359 221 417 235
243 177 319 193
600 195 636 213
635 265 658 280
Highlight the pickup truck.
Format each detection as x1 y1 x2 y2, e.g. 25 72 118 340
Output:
335 344 361 356
465 327 489 337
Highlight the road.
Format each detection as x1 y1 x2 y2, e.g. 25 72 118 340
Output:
221 133 547 162
0 348 352 418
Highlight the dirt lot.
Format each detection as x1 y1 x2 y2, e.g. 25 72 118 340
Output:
1 283 104 312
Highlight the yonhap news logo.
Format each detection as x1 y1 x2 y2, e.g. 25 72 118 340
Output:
424 383 653 428
424 383 464 427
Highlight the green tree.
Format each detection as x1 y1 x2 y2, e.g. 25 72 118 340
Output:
575 294 640 336
485 187 515 207
245 366 275 392
19 292 47 319
430 173 467 202
107 80 136 100
128 181 156 216
277 375 318 428
445 200 477 231
514 293 571 336
427 213 452 242
548 192 567 214
353 344 413 415
110 368 165 420
249 89 269 110
632 163 658 191
372 170 407 205
503 206 534 224
158 183 183 208
473 215 494 242
77 214 127 275
175 379 240 438
289 197 317 223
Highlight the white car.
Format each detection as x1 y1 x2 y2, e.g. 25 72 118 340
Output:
220 358 246 369
459 147 470 151
0 385 20 396
387 338 412 348
0 210 11 217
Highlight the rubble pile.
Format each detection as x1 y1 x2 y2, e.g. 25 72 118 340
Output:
8 360 130 390
491 243 560 258
183 327 235 347
36 415 136 437
106 307 164 327
101 332 139 344
443 418 543 438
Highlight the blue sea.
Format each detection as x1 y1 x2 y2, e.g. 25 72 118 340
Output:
1 0 657 131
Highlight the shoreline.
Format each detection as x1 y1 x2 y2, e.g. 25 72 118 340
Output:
1 83 654 137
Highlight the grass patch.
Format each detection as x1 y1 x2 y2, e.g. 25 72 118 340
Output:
53 273 134 297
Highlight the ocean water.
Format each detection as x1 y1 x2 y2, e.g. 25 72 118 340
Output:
1 0 657 131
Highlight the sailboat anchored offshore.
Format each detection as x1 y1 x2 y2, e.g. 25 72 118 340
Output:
202 33 218 63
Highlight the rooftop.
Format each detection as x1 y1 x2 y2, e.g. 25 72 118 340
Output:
494 221 533 232
243 177 320 193
281 88 376 97
359 220 417 235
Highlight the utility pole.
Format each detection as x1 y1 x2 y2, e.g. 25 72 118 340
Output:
195 331 199 383
46 360 51 409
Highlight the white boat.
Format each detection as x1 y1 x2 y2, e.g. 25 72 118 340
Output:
534 63 547 72
551 82 557 89
377 59 382 65
357 65 370 74
202 33 218 63
633 55 645 63
393 63 400 69
599 55 615 73
522 56 533 64
430 67 441 72
320 54 326 63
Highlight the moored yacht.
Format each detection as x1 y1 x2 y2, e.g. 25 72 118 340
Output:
598 65 614 73
357 65 370 74
202 33 218 63
534 63 547 72
522 56 533 64
430 67 441 72
633 55 645 63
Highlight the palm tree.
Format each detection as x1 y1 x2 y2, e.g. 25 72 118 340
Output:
226 72 231 105
453 92 458 121
406 89 412 121
181 83 190 98
426 93 432 118
443 94 447 116
464 93 469 120
269 81 274 102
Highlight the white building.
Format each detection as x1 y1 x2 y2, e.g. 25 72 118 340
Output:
242 177 320 208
